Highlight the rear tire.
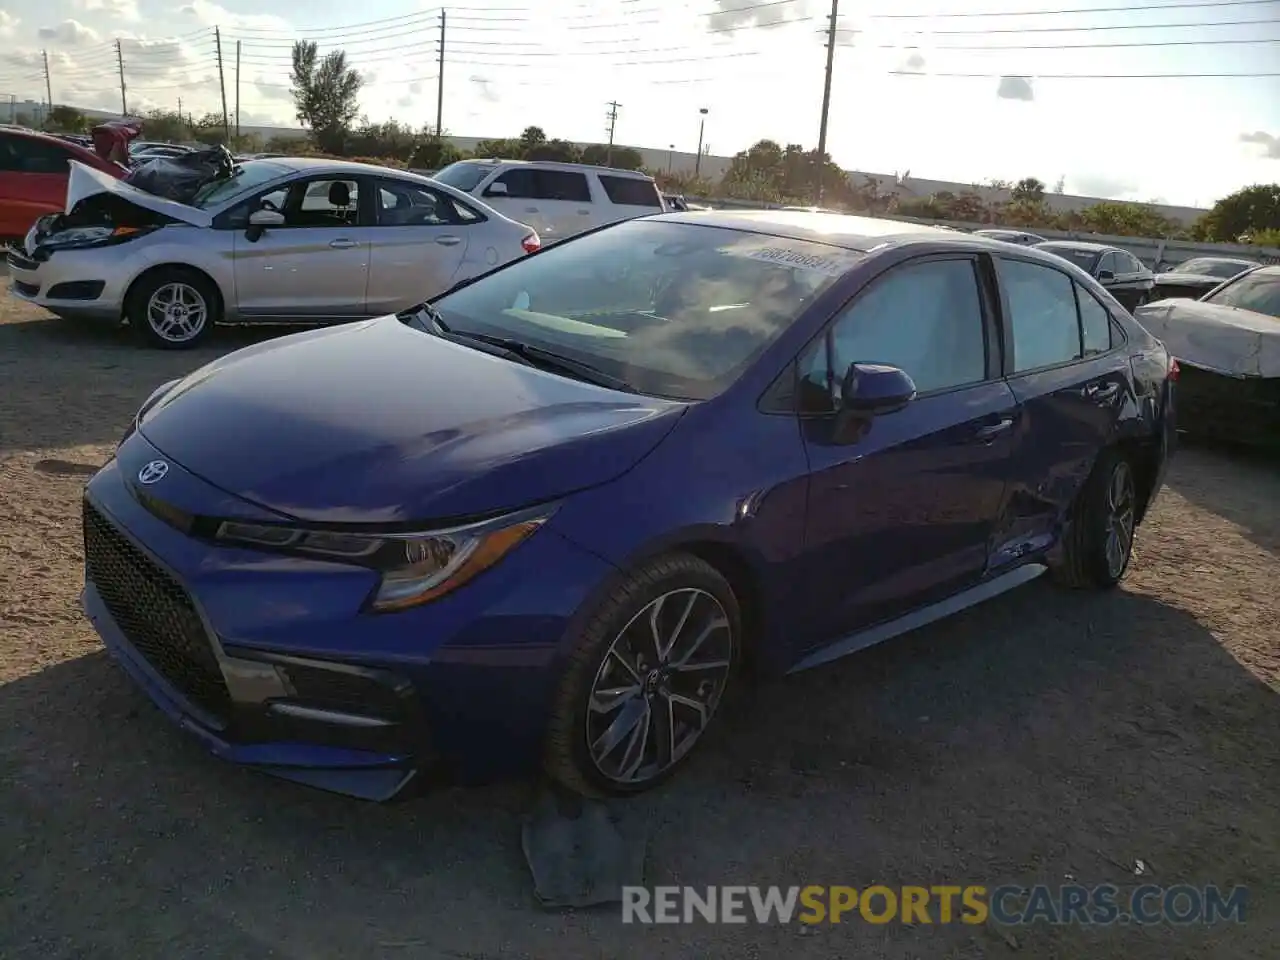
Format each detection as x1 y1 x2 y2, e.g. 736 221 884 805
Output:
1050 447 1137 590
543 553 741 798
126 267 220 350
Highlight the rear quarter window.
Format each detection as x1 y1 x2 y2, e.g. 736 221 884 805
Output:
598 175 662 208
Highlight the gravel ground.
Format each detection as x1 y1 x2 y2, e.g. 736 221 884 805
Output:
1 289 1277 959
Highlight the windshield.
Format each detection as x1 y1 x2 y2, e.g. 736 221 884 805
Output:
432 161 495 192
1203 268 1280 318
189 160 291 209
433 219 862 400
1036 244 1102 271
1177 258 1252 279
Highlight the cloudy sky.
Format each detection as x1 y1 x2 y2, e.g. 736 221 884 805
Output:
1 0 1278 207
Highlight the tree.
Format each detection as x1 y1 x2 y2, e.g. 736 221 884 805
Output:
408 136 462 169
141 108 190 143
290 40 362 154
1012 177 1046 203
524 138 581 162
190 112 226 145
581 143 643 169
473 137 520 158
1194 184 1280 243
46 105 87 133
518 126 546 151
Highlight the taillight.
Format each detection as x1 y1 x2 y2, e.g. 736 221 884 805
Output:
1168 357 1180 382
521 233 540 254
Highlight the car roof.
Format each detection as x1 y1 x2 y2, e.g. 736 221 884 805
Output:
656 209 993 251
1180 256 1257 266
1035 239 1115 253
449 157 655 180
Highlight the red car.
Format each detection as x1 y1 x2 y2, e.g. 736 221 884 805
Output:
0 128 127 242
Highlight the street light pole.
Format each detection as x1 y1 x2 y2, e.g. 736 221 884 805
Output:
667 144 674 172
694 107 708 178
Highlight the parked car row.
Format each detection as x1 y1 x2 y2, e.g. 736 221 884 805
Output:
73 209 1177 800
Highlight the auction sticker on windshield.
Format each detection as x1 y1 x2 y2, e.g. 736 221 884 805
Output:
726 242 863 277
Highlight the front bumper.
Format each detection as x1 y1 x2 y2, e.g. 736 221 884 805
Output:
7 246 122 323
80 435 618 799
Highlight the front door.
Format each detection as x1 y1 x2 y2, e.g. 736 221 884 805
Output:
0 134 73 238
797 254 1017 645
994 256 1129 566
232 176 374 318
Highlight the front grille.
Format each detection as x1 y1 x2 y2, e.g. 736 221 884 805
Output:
83 499 232 721
13 280 39 298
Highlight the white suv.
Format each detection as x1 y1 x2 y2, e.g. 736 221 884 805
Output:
431 159 666 243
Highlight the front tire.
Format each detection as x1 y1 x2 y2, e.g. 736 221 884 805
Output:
127 268 219 349
544 553 741 798
1050 447 1138 590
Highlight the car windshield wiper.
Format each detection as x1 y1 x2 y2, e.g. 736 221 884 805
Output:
447 331 634 392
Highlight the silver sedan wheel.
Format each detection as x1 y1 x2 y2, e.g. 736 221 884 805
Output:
146 282 209 344
586 587 734 786
1104 460 1135 578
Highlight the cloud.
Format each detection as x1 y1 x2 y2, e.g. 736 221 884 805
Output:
469 75 498 103
708 0 812 31
408 81 423 96
1240 131 1280 159
180 0 289 32
74 0 140 20
0 12 19 38
37 19 102 46
996 76 1034 101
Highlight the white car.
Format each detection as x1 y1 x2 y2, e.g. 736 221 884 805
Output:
431 159 665 243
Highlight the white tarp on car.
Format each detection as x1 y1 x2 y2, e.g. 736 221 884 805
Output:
64 160 214 228
1136 299 1280 378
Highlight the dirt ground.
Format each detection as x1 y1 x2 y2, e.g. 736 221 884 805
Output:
0 286 1277 960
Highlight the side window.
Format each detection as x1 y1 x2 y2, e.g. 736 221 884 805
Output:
1123 253 1145 274
4 137 73 174
486 168 536 199
1076 284 1112 356
535 170 591 203
1001 258 1082 373
376 180 479 226
1099 252 1121 276
598 175 662 207
288 178 359 227
798 258 988 406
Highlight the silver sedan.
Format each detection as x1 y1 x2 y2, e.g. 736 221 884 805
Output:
8 157 540 348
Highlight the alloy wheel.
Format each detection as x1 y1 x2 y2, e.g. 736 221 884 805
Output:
147 282 209 344
585 587 734 786
1104 460 1135 578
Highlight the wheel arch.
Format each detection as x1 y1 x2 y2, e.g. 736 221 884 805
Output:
122 262 226 321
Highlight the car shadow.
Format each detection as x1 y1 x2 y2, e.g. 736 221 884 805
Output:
1 581 1275 959
1165 438 1280 557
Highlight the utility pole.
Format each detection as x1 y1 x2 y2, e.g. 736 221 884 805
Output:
215 27 229 142
435 11 446 137
694 107 708 178
115 39 127 115
815 0 839 204
42 50 54 116
605 101 621 166
235 40 241 139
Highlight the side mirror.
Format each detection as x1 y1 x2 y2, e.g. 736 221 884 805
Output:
249 209 285 226
840 362 916 416
1096 269 1116 282
483 181 508 197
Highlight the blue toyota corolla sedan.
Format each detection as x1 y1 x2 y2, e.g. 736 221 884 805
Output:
81 210 1177 801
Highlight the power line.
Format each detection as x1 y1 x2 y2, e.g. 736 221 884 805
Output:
845 15 1280 35
872 36 1280 51
892 69 1280 78
872 0 1278 19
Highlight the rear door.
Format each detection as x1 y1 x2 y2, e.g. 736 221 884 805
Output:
530 168 594 240
365 177 478 312
597 173 665 226
231 175 375 319
0 134 72 238
993 256 1130 568
796 253 1019 644
479 167 550 237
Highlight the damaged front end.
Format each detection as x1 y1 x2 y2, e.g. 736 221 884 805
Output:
24 160 218 261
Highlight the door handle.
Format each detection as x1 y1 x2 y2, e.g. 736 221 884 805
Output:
434 236 462 246
972 417 1014 443
577 209 591 215
329 239 358 249
1084 381 1121 402
524 206 540 213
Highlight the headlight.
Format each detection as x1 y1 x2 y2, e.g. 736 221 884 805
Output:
215 506 552 612
39 224 150 254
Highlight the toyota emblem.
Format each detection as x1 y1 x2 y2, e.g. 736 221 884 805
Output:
138 460 169 485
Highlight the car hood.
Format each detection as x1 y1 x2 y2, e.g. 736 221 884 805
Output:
1134 299 1280 378
64 160 212 227
138 316 687 524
